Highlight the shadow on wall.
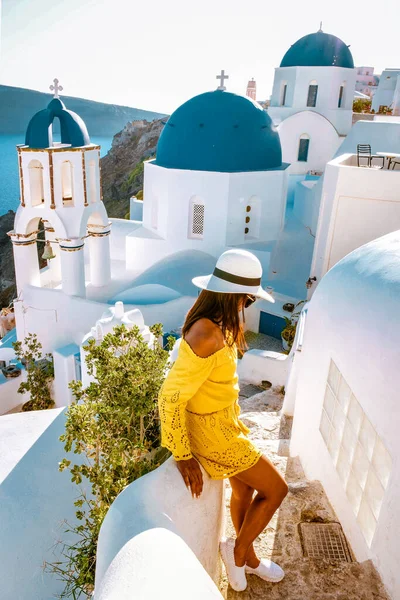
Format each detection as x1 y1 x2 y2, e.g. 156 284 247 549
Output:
95 457 225 599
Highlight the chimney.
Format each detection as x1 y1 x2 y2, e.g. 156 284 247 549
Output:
246 78 257 101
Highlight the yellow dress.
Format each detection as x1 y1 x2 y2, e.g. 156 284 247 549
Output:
158 338 262 479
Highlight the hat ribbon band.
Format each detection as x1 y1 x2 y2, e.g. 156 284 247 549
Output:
212 267 261 287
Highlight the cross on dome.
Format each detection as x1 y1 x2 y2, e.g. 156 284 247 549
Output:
50 78 63 98
216 70 229 91
318 21 323 32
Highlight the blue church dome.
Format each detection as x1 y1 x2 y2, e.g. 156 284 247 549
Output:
280 30 354 69
25 98 91 149
155 90 282 173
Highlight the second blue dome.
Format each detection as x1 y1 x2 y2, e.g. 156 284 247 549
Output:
155 90 282 173
280 31 354 69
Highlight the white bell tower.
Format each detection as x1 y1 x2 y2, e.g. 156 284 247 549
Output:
9 79 112 298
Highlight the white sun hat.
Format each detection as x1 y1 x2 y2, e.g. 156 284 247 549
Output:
192 249 274 303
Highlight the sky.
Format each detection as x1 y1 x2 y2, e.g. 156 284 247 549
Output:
0 0 399 115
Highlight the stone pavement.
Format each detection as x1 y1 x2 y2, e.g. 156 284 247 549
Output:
220 388 389 600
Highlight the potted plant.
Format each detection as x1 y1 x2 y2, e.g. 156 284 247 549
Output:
281 301 305 352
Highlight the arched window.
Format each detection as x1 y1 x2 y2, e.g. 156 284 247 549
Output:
244 196 261 239
89 160 97 204
338 82 346 108
280 82 288 106
151 196 158 229
61 161 74 206
28 160 45 207
307 80 318 107
188 197 205 239
298 134 310 162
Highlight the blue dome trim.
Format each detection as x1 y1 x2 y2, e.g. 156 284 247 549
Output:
25 98 90 149
155 91 282 173
280 31 354 69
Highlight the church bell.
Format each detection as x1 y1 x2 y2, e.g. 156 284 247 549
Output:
42 241 56 261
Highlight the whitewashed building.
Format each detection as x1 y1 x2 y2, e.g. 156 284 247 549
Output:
269 27 356 175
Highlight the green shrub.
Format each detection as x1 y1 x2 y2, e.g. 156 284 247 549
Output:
46 324 174 598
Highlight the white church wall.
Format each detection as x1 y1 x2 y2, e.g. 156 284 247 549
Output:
128 163 288 274
226 169 288 246
310 153 400 286
95 457 224 598
278 111 342 175
290 231 400 600
269 66 356 135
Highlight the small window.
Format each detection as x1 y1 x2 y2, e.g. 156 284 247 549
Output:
189 198 205 239
244 196 261 239
62 161 74 206
281 83 287 106
298 136 310 162
307 82 318 107
338 86 344 108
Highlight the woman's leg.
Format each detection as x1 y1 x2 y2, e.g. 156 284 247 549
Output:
229 476 259 568
232 455 288 567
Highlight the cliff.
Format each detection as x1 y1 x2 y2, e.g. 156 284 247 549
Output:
0 210 16 308
0 85 166 136
100 118 165 218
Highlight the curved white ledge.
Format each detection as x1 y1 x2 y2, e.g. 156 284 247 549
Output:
95 456 224 599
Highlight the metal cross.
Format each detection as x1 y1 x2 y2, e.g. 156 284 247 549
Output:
318 21 323 32
216 70 229 91
50 78 63 98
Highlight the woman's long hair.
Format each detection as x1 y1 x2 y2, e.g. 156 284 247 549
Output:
182 290 247 350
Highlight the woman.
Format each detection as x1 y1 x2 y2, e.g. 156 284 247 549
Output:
158 248 288 592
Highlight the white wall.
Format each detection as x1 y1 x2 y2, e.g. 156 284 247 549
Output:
372 70 400 112
290 231 400 600
310 153 400 286
126 162 289 272
13 286 118 353
293 178 320 234
278 111 342 175
0 409 89 599
95 457 224 597
269 66 357 135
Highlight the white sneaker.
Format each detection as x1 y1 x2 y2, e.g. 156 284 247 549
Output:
245 558 285 582
220 537 247 592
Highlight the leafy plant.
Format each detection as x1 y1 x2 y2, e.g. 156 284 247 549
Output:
46 324 174 599
353 98 372 113
13 333 54 411
281 301 305 352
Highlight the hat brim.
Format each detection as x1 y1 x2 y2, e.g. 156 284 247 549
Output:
192 274 275 304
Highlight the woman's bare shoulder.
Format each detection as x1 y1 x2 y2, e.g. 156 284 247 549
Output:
184 318 225 358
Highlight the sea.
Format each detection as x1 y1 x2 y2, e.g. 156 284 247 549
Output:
0 135 113 216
